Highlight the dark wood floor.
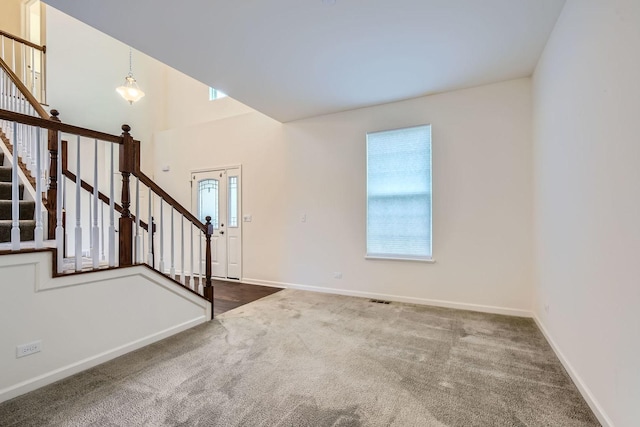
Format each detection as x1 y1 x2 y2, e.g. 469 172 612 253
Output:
212 279 282 317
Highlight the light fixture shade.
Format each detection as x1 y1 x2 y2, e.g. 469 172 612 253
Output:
117 75 145 104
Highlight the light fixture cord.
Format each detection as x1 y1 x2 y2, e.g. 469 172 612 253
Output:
129 48 133 76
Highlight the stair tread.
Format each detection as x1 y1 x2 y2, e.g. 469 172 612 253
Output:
0 219 36 225
0 200 35 220
0 200 35 204
0 167 11 174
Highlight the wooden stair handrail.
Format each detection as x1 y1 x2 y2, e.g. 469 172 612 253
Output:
0 29 45 52
0 56 48 119
0 109 122 143
135 171 207 233
0 109 214 313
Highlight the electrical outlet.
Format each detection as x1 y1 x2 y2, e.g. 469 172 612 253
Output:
333 272 342 279
301 214 307 223
16 340 41 358
243 215 252 222
544 304 550 314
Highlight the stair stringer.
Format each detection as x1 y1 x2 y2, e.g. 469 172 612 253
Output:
0 250 212 403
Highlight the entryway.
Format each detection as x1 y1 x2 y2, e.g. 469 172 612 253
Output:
212 279 281 317
192 167 242 280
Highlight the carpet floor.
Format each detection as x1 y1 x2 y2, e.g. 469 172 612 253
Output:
0 289 599 426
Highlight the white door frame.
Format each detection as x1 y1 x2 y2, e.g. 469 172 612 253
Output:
191 165 242 281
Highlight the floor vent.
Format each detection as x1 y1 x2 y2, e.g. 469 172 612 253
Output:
370 299 391 304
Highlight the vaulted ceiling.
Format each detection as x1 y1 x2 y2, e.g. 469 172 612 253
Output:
44 0 566 122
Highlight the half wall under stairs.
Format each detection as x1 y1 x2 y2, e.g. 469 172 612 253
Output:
0 250 212 403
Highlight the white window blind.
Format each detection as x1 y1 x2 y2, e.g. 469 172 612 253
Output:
366 125 432 260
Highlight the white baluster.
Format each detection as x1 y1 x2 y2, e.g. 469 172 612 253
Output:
42 130 48 194
24 125 31 173
42 50 47 104
92 139 99 268
56 132 63 273
147 187 153 267
62 160 68 256
11 122 20 250
3 71 7 110
2 71 6 110
135 177 142 263
75 136 82 271
0 69 4 110
198 230 203 292
34 127 43 248
21 44 25 84
109 143 115 267
147 188 153 268
17 110 22 156
100 201 105 261
170 207 175 279
32 127 37 170
159 198 165 273
181 214 185 284
3 71 6 110
88 191 92 251
189 221 194 289
30 48 35 95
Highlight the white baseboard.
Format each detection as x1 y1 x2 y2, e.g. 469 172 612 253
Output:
0 316 207 403
240 277 532 318
533 315 613 427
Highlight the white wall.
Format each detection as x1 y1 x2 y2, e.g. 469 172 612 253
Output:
0 0 24 37
45 6 167 174
532 1 640 426
164 67 254 131
155 78 533 315
45 6 256 174
0 251 210 403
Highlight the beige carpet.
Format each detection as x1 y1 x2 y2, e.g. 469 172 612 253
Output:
0 289 599 426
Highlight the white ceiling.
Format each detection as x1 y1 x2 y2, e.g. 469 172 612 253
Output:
44 0 565 122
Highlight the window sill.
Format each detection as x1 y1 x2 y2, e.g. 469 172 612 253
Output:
365 255 435 263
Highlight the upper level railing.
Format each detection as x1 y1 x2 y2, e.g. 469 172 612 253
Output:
0 108 214 309
0 30 47 105
0 55 48 119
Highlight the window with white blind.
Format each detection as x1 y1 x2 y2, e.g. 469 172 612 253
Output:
366 125 432 260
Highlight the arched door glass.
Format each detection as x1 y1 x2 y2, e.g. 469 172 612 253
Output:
198 179 219 228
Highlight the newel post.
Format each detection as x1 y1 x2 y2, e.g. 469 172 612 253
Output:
46 109 60 240
204 216 214 318
119 124 134 266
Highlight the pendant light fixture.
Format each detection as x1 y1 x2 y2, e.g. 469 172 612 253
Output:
116 48 145 105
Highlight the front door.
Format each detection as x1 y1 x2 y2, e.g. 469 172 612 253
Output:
192 167 242 280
